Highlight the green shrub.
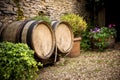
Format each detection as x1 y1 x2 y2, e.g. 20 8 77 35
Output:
60 13 87 37
81 31 91 51
0 42 42 80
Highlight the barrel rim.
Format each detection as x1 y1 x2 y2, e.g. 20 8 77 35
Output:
51 21 74 53
31 20 56 59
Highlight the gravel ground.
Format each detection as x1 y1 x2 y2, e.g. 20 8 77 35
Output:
36 48 120 80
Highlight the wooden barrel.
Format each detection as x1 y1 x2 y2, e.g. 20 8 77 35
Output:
1 21 22 42
0 23 4 41
1 20 55 59
51 21 74 54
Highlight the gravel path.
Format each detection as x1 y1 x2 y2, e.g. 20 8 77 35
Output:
36 49 120 80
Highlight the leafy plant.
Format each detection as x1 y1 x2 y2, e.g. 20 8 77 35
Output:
81 31 91 51
31 15 51 24
0 42 43 80
60 13 87 37
89 26 116 51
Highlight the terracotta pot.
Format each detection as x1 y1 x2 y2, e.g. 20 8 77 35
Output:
68 37 81 57
91 36 115 50
106 36 115 48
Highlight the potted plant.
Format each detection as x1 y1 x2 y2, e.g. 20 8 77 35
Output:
89 25 116 51
60 13 87 57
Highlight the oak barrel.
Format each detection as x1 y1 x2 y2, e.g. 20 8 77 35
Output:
51 21 74 54
1 20 55 59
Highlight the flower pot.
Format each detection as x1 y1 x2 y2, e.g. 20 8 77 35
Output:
91 36 115 51
67 37 81 57
106 36 115 48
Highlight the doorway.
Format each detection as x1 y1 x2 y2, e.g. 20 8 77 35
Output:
105 0 120 42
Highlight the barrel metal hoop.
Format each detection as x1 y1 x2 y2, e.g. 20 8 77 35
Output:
19 20 32 42
27 21 38 49
51 21 59 30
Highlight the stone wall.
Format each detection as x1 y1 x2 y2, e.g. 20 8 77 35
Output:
0 0 88 26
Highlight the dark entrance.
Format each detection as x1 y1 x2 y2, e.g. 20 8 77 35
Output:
105 0 120 42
